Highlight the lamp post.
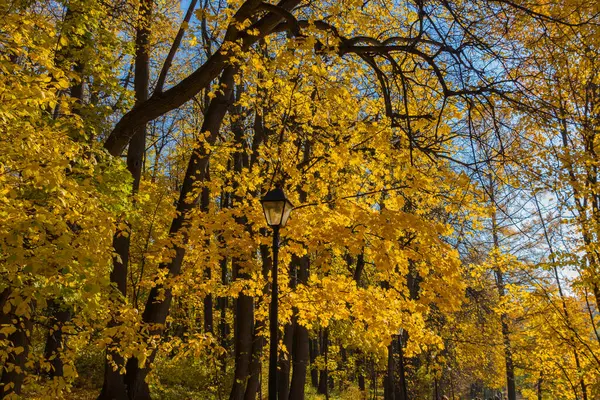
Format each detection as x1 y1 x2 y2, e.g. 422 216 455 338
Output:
260 187 294 400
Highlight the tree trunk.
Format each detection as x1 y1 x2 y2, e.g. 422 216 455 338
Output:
98 1 152 398
278 323 294 400
201 182 213 335
309 338 319 389
243 317 263 400
384 342 395 400
228 79 263 400
218 181 231 363
203 276 214 334
489 178 516 400
244 241 271 400
124 66 235 400
43 301 72 378
396 334 408 400
357 356 366 393
317 328 329 397
218 255 230 364
0 300 33 398
287 141 311 400
288 255 310 400
43 3 86 381
229 269 255 400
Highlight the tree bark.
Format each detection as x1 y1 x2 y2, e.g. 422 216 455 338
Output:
396 334 408 400
123 66 235 400
278 323 294 400
218 256 230 365
317 328 329 397
43 301 72 378
243 242 271 400
384 342 395 400
286 141 311 400
308 338 319 390
218 186 231 365
200 180 213 335
229 82 262 400
489 178 516 400
229 270 254 400
288 255 310 400
357 356 366 393
98 1 152 398
0 300 33 398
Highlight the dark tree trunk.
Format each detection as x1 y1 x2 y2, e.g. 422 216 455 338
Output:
317 328 329 397
228 79 263 400
0 301 33 398
203 276 214 334
43 301 72 378
278 323 294 400
243 317 263 400
243 242 268 399
288 313 309 400
490 179 516 400
309 338 319 389
244 241 272 400
339 347 347 392
42 3 86 381
98 1 152 398
287 141 311 400
289 255 310 400
384 342 395 400
201 183 213 335
229 272 255 400
123 66 235 400
218 255 230 360
396 334 408 400
357 356 366 393
371 359 377 399
218 189 231 358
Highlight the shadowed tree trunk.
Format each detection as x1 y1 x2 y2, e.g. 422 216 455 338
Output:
201 176 213 335
230 263 254 400
309 338 319 389
0 297 34 398
218 179 231 366
288 255 310 400
384 341 395 400
229 81 261 400
98 1 152 398
278 318 294 400
42 2 87 382
489 178 516 400
244 240 271 400
123 65 236 400
395 334 408 400
317 328 329 397
288 140 311 400
357 356 366 393
43 301 72 378
218 254 230 366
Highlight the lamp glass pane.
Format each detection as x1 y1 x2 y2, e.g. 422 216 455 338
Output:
280 200 294 227
262 200 285 226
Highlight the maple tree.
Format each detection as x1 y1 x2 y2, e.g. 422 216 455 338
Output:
1 0 599 399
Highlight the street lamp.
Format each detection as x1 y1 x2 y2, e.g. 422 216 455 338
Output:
260 187 293 400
